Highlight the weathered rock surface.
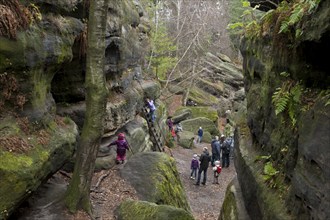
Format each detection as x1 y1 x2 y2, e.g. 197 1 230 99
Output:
120 152 190 211
181 117 220 137
0 119 78 219
116 200 194 220
219 177 251 220
0 0 155 218
222 1 330 219
96 116 153 170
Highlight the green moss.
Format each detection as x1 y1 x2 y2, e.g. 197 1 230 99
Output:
0 152 33 170
220 184 237 220
154 156 190 211
189 86 219 106
117 200 194 220
176 106 218 122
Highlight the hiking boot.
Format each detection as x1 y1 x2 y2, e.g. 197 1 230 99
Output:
194 183 200 186
201 182 206 185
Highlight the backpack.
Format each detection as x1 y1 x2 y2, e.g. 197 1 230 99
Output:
216 166 222 174
223 141 231 154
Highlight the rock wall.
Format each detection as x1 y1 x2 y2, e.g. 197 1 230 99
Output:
0 0 159 218
222 1 330 219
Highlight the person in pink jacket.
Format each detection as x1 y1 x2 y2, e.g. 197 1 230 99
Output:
108 133 129 164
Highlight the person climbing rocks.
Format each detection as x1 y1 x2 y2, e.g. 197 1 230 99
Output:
146 98 156 123
167 116 174 131
212 160 222 184
190 154 199 180
197 127 203 143
220 134 230 168
195 147 211 186
108 133 130 164
211 136 221 166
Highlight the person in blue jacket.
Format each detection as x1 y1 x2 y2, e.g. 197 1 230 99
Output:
197 127 203 143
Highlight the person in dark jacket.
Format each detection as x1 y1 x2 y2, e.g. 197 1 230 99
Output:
197 127 203 143
108 133 130 164
220 135 230 168
195 147 211 186
190 154 199 179
211 136 221 166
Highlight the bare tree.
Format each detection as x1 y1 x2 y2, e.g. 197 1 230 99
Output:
153 0 234 91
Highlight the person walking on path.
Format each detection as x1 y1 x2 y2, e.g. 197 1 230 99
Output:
211 136 221 166
212 160 222 184
190 154 199 179
197 127 203 143
146 98 156 123
108 133 130 164
220 135 230 168
195 147 211 186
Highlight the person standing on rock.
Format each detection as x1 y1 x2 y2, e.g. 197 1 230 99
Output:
197 127 203 143
108 133 130 164
195 147 211 186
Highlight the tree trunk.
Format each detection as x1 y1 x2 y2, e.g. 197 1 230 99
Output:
64 0 109 216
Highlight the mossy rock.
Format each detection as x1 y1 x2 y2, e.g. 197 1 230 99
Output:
0 118 78 219
180 117 220 136
140 81 161 100
175 106 218 122
120 152 190 211
172 108 192 123
188 86 219 106
220 177 251 220
202 131 212 143
177 131 195 149
196 78 225 97
116 200 194 220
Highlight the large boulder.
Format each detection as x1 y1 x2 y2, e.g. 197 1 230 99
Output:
172 108 192 123
116 200 194 220
120 152 190 211
177 131 195 149
175 107 218 123
181 117 220 136
0 117 78 219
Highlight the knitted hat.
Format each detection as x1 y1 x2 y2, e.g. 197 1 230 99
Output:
118 133 125 140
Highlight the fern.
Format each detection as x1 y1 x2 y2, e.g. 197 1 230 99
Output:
279 21 289 33
272 78 303 126
272 88 290 115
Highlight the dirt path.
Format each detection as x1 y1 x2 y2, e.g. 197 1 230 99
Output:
171 142 236 220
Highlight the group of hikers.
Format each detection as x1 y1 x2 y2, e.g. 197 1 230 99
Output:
191 133 234 186
107 97 234 188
